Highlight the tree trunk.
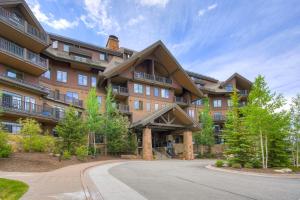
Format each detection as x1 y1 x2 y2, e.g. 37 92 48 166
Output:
265 135 268 169
93 132 96 157
104 136 107 156
260 129 265 168
297 135 299 167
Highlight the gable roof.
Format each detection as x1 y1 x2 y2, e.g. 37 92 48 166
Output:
131 103 200 131
221 73 252 89
0 0 46 32
185 70 219 83
103 40 203 98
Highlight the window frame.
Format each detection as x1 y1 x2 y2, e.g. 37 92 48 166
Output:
78 74 88 86
146 86 151 96
56 70 67 83
213 99 222 108
91 76 97 87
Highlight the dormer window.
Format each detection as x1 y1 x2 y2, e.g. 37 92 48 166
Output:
52 41 58 49
226 84 233 92
63 44 70 52
99 52 106 61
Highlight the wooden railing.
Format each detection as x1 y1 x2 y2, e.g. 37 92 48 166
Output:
0 97 63 120
117 104 130 113
134 71 172 85
0 7 48 43
112 85 129 95
174 96 188 104
47 91 83 107
239 90 248 96
213 114 226 121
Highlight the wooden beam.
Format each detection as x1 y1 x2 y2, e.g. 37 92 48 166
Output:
151 123 185 128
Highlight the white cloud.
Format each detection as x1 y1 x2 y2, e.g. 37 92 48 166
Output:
137 0 169 8
198 3 218 17
80 0 120 35
126 15 145 27
27 0 78 30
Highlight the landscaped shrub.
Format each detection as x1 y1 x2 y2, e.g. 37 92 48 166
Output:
43 135 56 153
0 129 12 158
62 150 71 160
215 160 224 167
7 135 22 152
244 162 253 168
19 118 42 152
251 158 262 168
232 163 242 169
75 146 88 161
227 159 234 167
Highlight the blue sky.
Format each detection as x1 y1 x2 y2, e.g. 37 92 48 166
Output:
26 0 300 105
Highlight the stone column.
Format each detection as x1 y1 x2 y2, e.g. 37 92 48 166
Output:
183 130 194 160
142 127 153 160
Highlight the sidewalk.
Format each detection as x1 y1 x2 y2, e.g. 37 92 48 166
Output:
0 160 120 200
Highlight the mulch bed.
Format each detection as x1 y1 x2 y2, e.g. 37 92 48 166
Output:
0 152 118 172
221 166 300 174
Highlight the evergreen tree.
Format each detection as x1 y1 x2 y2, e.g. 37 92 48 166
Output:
243 75 289 168
291 94 300 167
194 98 215 156
224 89 253 165
86 88 102 156
56 107 86 152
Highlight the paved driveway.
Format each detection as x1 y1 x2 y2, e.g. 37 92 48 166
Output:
105 160 300 200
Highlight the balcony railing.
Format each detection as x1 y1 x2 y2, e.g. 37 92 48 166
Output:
47 91 83 107
239 90 248 96
0 73 47 93
112 85 129 95
116 104 130 113
0 97 63 120
0 37 48 69
0 7 47 43
174 96 188 105
134 71 172 85
213 115 226 121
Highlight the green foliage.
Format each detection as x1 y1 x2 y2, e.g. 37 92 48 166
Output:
244 162 253 168
19 118 42 136
215 160 224 167
0 129 12 158
0 178 29 200
62 150 71 160
224 89 254 165
75 146 88 161
55 107 87 153
232 163 242 169
19 118 43 152
194 98 215 154
290 94 300 167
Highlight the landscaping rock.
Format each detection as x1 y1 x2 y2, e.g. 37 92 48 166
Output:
274 168 292 173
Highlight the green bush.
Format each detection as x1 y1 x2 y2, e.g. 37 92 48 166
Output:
251 159 262 168
215 160 224 167
289 166 300 173
227 159 234 167
244 162 253 168
0 129 12 158
232 163 242 169
62 150 71 160
76 146 88 161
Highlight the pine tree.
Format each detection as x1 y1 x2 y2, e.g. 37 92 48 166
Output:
224 89 253 165
291 94 300 167
194 98 215 156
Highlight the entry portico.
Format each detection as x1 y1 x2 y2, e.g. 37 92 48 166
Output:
131 104 200 160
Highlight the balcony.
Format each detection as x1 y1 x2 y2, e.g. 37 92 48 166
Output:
0 7 49 52
0 97 62 122
45 48 110 69
134 71 172 86
174 96 189 106
112 85 129 99
213 114 226 122
47 91 84 108
0 73 48 95
116 104 131 115
0 37 48 75
239 90 248 97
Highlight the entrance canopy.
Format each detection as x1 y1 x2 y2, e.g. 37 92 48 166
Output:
131 104 200 132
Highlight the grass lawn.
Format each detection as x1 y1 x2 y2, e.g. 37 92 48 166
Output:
0 178 28 200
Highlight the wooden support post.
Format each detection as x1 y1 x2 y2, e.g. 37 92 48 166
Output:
143 127 153 160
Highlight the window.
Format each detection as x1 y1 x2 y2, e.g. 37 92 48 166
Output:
134 83 143 94
6 69 22 79
154 88 159 97
134 100 143 110
193 99 203 106
74 55 87 62
2 122 21 134
213 99 222 108
91 77 97 87
95 134 104 144
52 41 58 48
154 103 159 111
54 106 65 119
97 96 102 105
24 96 36 111
226 84 233 92
78 74 88 86
57 71 67 83
66 92 79 103
99 53 106 61
188 109 195 118
214 112 222 120
146 86 150 96
43 69 51 79
227 99 232 107
161 89 169 98
63 44 70 52
146 102 151 112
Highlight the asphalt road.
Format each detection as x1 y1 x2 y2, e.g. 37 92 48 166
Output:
108 160 300 200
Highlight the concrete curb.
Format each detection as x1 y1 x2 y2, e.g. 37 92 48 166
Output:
206 165 300 179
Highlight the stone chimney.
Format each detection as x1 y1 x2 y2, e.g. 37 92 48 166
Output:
106 35 119 51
